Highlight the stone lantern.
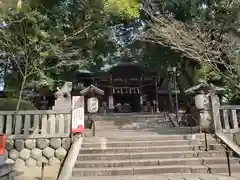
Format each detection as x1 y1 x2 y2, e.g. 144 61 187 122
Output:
80 85 104 112
185 82 225 132
194 93 205 111
80 85 104 136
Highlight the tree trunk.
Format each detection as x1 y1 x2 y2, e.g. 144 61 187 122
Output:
16 76 26 111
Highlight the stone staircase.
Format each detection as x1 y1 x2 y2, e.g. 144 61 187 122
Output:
71 134 240 178
71 114 240 179
94 113 174 130
85 113 197 137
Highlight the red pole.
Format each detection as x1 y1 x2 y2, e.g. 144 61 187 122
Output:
0 134 6 155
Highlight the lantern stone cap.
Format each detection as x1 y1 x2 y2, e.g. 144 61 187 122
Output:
80 84 104 96
185 82 225 94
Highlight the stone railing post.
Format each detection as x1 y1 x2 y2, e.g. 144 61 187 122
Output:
209 93 222 133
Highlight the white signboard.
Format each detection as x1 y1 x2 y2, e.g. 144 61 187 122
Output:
72 96 84 133
87 97 99 113
108 96 114 110
140 96 143 105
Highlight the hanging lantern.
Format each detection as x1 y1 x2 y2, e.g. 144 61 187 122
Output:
87 97 99 113
195 94 205 110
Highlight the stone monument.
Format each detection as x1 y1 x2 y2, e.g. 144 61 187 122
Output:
52 82 72 110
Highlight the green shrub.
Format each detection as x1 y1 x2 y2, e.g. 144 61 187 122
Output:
0 98 36 110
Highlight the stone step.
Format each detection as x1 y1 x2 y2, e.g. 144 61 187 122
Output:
92 131 197 138
95 120 170 125
72 164 240 176
96 114 167 120
83 133 213 142
95 123 170 127
95 124 172 130
82 139 217 148
80 144 223 154
93 127 201 136
95 119 171 128
78 151 227 161
95 121 169 126
71 173 240 180
75 157 239 168
93 131 196 137
95 118 170 125
95 119 168 124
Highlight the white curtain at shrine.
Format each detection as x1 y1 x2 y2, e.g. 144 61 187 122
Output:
113 87 140 94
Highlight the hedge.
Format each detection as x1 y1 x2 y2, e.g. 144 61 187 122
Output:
0 98 36 110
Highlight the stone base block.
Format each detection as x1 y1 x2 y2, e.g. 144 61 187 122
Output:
233 132 240 146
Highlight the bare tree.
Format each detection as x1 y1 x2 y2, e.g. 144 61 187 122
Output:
140 9 240 90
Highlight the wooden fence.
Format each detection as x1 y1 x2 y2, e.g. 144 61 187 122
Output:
0 110 71 139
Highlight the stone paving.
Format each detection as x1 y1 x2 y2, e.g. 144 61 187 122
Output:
73 173 240 180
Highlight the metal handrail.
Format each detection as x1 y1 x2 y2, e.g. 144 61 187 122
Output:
181 115 238 176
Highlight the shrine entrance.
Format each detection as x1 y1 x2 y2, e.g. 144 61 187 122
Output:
74 62 166 113
96 62 161 113
114 94 140 112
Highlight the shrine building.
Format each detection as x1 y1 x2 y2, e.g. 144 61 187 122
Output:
72 62 175 113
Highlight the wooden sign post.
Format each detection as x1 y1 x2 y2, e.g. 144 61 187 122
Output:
72 96 85 134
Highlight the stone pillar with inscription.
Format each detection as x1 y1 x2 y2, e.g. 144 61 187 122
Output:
139 74 144 112
52 82 72 110
108 74 114 112
155 77 160 113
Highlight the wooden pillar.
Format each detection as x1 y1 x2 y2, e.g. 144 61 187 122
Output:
155 76 160 113
108 74 114 112
140 73 144 112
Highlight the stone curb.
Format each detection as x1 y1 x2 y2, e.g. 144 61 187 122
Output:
0 164 12 179
57 137 83 180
